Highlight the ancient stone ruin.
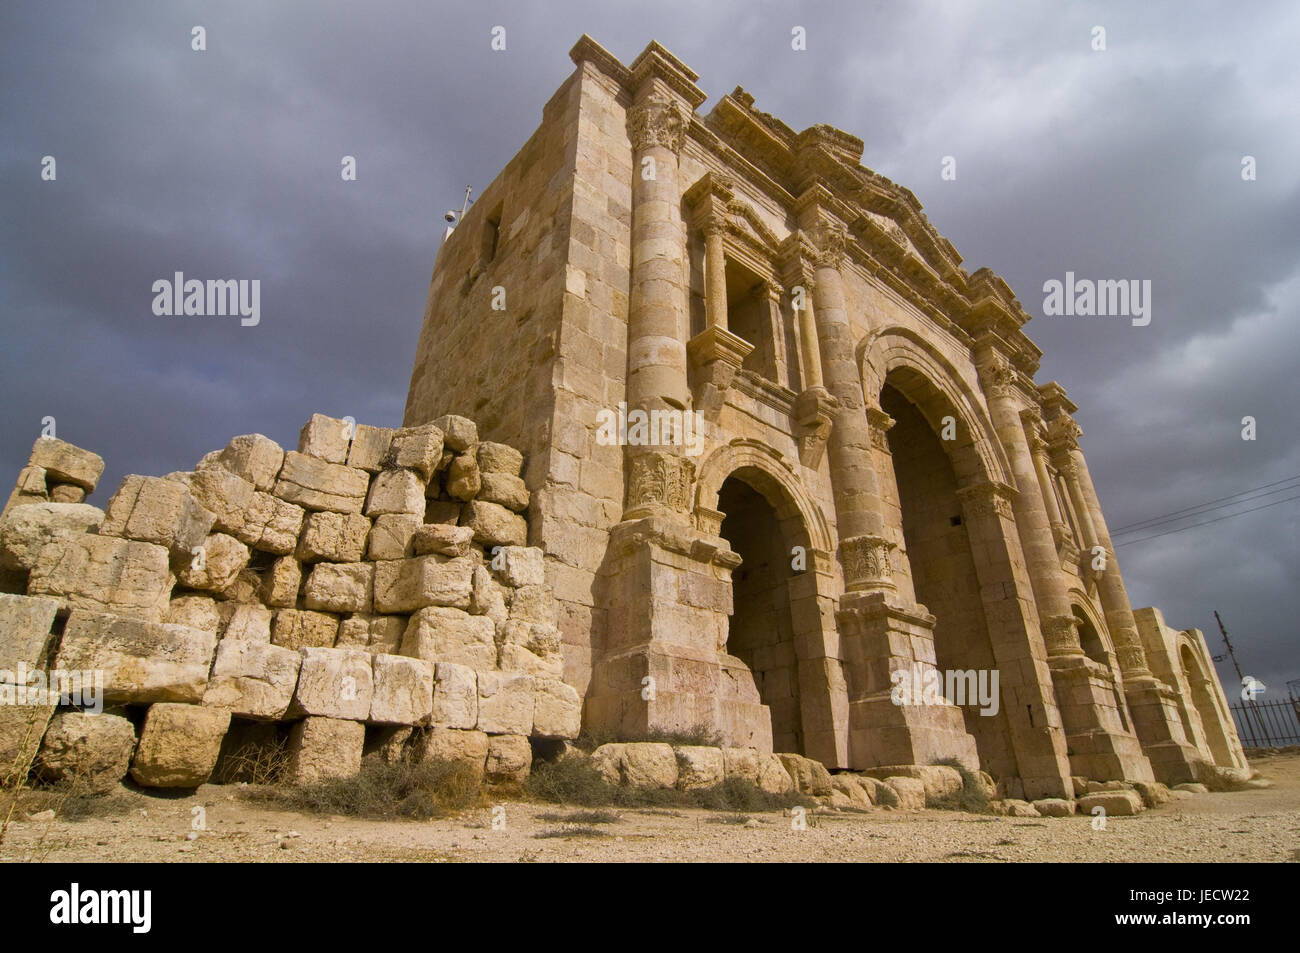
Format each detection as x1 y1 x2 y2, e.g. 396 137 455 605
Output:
0 36 1251 816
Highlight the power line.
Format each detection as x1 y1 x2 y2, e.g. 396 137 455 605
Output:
1113 493 1300 547
1112 479 1300 537
1110 474 1300 535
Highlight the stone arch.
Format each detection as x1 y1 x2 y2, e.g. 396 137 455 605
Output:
694 439 833 554
859 325 1012 487
1068 592 1133 733
1067 593 1115 661
1177 635 1235 766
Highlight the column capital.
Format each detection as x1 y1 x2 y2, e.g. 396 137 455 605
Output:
625 449 696 521
1046 415 1082 454
840 533 896 592
812 222 848 270
975 350 1018 400
956 480 1017 522
627 94 689 154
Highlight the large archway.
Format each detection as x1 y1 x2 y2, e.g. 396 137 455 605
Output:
1179 642 1234 765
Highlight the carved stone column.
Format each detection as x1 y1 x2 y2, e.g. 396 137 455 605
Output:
1028 428 1071 550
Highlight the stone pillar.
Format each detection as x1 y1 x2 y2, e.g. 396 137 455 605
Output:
1028 430 1070 546
703 216 727 331
795 280 824 389
758 280 790 389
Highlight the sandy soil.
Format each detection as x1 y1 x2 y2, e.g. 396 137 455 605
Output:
3 752 1298 863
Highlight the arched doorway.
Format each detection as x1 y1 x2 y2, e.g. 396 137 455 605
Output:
880 382 1018 779
717 476 803 754
1180 643 1234 765
1073 605 1131 733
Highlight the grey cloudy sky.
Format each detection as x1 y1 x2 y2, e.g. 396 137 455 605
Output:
2 1 1296 701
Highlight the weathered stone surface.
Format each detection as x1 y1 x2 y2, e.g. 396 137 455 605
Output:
1173 782 1208 794
589 743 626 785
476 671 535 735
237 492 305 554
335 613 405 655
6 465 48 509
412 523 474 558
857 776 893 806
373 555 474 614
431 662 478 729
297 511 370 563
28 534 174 621
498 642 564 678
367 513 420 560
916 765 964 800
508 585 557 625
461 500 526 547
1132 780 1171 808
0 692 55 786
220 602 273 642
0 502 104 571
446 454 481 501
285 717 364 784
365 725 412 763
303 561 374 614
401 606 496 669
479 472 529 512
100 475 215 562
623 742 678 789
291 647 374 720
756 754 795 795
49 484 86 504
0 593 60 670
271 609 339 651
477 441 524 477
56 610 216 703
347 424 394 473
777 753 833 796
369 654 434 726
532 677 581 739
409 726 487 784
130 704 230 788
188 464 257 537
216 433 285 490
262 556 302 607
471 566 508 625
274 452 370 514
485 733 532 783
37 711 137 792
432 415 477 453
675 745 724 790
165 594 221 633
383 425 444 482
28 438 104 491
493 546 545 587
1032 797 1075 817
423 501 461 524
830 774 873 808
1001 798 1041 817
365 468 426 517
177 532 249 592
203 639 302 719
298 413 352 465
885 776 927 811
722 746 761 783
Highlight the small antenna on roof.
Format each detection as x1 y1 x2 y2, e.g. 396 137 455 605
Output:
442 185 474 242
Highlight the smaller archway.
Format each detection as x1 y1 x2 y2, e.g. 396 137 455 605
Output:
1072 605 1131 733
1179 642 1235 766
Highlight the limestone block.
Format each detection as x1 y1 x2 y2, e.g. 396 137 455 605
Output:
0 690 55 785
476 441 523 477
471 566 508 625
401 606 496 669
262 556 302 607
446 454 481 501
335 614 405 655
623 743 678 789
373 555 474 614
0 593 60 670
485 734 532 783
347 424 394 473
383 424 444 482
431 662 478 729
1173 782 1208 794
28 534 174 621
497 642 563 679
368 513 420 560
1132 780 1171 808
856 776 894 806
492 546 545 587
722 746 761 783
130 704 230 788
188 464 257 538
297 511 370 563
290 647 373 720
777 753 834 796
202 639 302 720
303 561 374 614
56 610 216 704
1032 798 1075 817
274 452 370 514
298 413 352 464
479 473 529 512
476 671 535 735
238 492 305 554
675 746 724 790
49 484 86 504
0 502 104 571
409 726 487 784
412 523 473 558
508 585 557 625
432 415 477 453
28 438 103 491
215 433 284 490
37 711 137 792
99 475 216 565
221 602 272 642
369 654 434 726
916 764 963 800
177 533 250 592
285 717 364 784
424 501 461 525
1001 799 1041 817
589 743 626 785
831 774 873 808
8 465 48 508
884 776 926 811
531 678 581 739
365 468 425 517
271 609 339 651
366 725 412 763
165 594 220 633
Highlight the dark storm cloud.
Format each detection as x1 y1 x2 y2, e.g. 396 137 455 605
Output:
1 1 1295 694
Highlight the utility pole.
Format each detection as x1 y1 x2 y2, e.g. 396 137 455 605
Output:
1216 610 1265 747
1213 610 1244 682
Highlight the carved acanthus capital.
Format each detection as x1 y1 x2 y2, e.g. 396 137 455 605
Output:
625 450 695 518
1041 613 1082 657
840 534 897 592
627 95 689 154
977 353 1017 399
956 481 1016 522
1046 416 1082 453
813 223 848 270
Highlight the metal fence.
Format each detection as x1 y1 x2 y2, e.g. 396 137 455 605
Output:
1229 697 1300 748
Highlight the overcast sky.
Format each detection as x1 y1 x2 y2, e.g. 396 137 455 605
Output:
2 1 1296 708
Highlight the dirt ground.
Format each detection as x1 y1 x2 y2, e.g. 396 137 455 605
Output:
3 751 1298 863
